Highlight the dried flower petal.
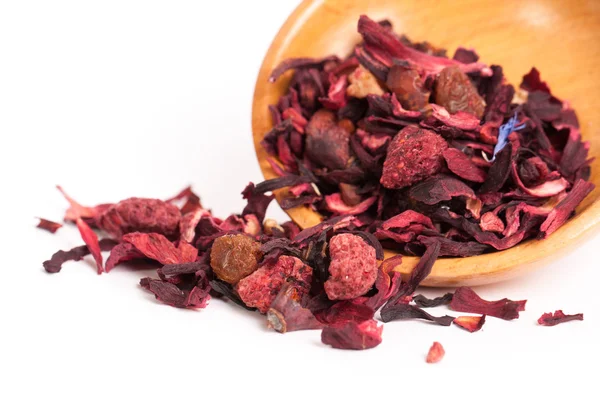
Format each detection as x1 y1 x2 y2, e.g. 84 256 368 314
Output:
381 303 455 325
409 174 476 205
105 242 145 272
321 319 383 350
450 287 526 320
122 232 185 266
426 342 445 363
539 179 595 238
453 315 486 332
443 148 486 182
537 310 583 326
412 293 453 308
43 239 117 273
76 218 103 274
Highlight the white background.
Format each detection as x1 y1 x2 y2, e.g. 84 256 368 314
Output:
1 1 598 399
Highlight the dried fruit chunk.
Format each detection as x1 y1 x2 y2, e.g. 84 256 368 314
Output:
381 126 448 189
321 320 383 350
98 198 181 238
434 65 485 118
210 234 262 284
347 65 385 98
324 233 378 300
426 342 445 363
386 64 430 111
305 110 351 170
266 284 323 333
236 255 312 313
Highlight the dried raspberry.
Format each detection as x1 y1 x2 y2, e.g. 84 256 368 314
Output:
305 110 350 170
97 198 181 238
324 233 378 300
236 255 312 313
210 234 262 284
386 64 430 111
434 65 485 118
380 126 448 189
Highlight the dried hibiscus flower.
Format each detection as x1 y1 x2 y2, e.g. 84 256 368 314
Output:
537 310 583 326
321 319 383 350
450 287 526 320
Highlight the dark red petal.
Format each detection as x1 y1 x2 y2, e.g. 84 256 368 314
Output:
76 217 103 274
105 242 145 272
382 210 434 230
539 179 595 238
321 320 383 350
538 310 583 326
43 239 117 273
316 301 375 326
36 218 63 233
450 287 526 320
426 342 445 363
380 303 454 326
412 293 454 308
325 193 377 215
453 315 486 332
123 232 184 265
443 148 487 183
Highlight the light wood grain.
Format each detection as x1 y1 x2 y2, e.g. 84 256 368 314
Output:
252 0 600 286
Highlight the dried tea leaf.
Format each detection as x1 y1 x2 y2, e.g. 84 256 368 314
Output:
412 293 453 308
380 303 454 325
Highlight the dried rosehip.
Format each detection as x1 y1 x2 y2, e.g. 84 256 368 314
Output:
210 234 262 284
386 64 430 111
434 65 485 118
324 233 378 300
236 255 312 313
305 110 351 170
97 198 181 238
346 65 385 99
381 126 448 189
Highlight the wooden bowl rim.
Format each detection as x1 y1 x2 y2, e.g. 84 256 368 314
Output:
251 0 600 286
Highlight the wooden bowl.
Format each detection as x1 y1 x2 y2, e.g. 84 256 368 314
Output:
252 0 600 286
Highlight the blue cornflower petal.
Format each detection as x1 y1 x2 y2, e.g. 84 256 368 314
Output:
491 113 526 161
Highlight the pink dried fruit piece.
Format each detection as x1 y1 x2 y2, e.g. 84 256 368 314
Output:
236 255 312 313
321 319 383 350
98 198 181 239
453 315 486 332
386 63 430 111
538 310 583 326
305 109 351 170
381 125 448 189
324 233 378 301
426 342 445 363
347 64 385 99
434 65 486 119
210 234 262 284
266 284 323 333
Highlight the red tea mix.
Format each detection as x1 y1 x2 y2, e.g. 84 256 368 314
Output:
40 15 591 356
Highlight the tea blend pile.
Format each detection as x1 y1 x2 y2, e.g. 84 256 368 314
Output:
41 15 590 355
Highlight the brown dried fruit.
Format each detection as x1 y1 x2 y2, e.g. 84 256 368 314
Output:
386 64 430 111
434 66 486 118
347 65 385 99
381 126 448 189
210 234 262 284
305 110 351 170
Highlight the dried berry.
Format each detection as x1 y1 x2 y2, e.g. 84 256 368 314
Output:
434 65 486 118
236 255 312 313
381 126 448 189
305 110 351 170
324 233 378 300
210 234 262 284
426 342 445 363
386 63 430 111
